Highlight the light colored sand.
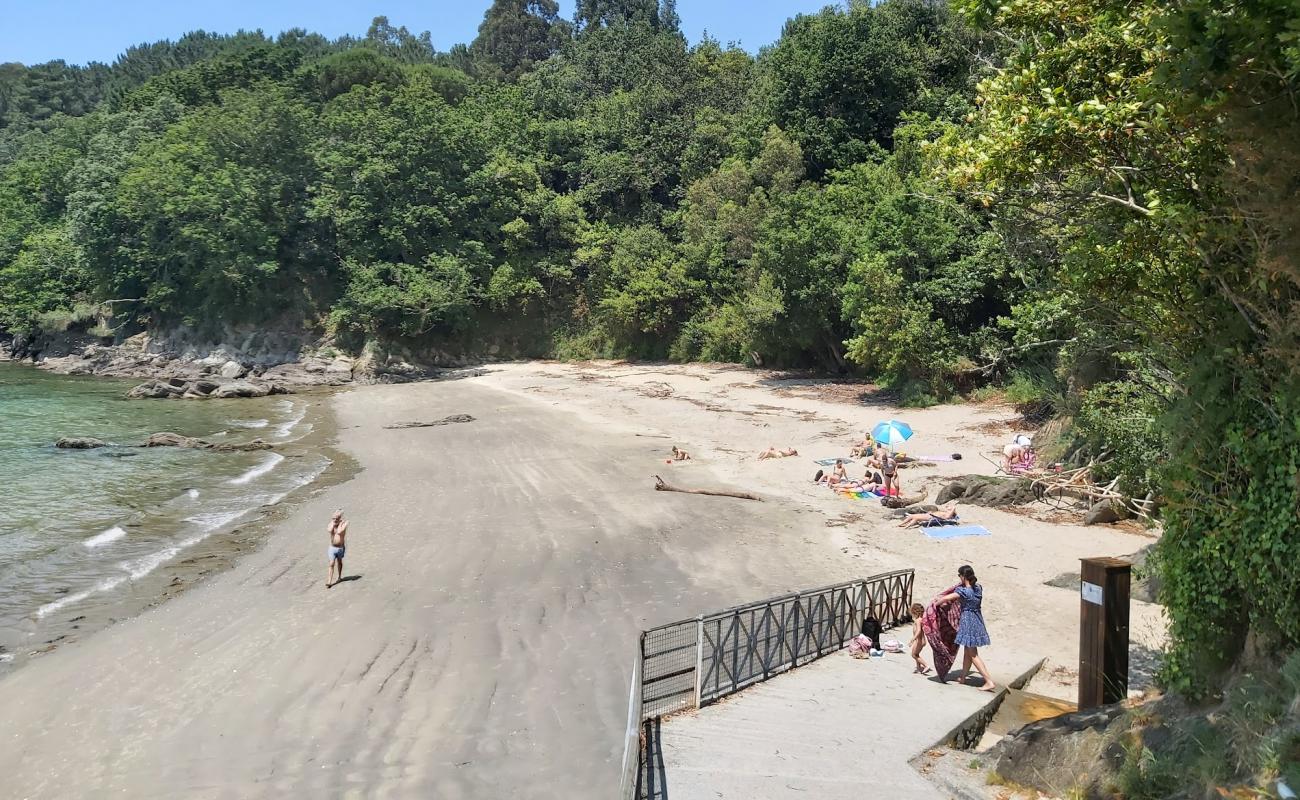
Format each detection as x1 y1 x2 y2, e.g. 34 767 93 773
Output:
0 362 1164 798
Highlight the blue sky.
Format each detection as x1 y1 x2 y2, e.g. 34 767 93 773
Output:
1 1 839 66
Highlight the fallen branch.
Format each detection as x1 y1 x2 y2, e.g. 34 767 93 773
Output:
654 475 762 501
384 414 475 429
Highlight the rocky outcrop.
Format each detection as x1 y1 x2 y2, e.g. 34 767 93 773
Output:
141 432 273 451
125 377 287 400
935 475 1037 507
1084 498 1133 525
989 702 1132 797
55 437 108 449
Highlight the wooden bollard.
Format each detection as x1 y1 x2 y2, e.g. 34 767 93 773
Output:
1078 557 1131 709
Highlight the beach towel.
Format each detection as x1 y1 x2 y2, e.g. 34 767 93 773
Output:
922 525 991 540
814 458 854 466
923 586 962 679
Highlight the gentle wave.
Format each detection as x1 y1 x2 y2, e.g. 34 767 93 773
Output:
119 510 248 581
83 526 126 549
186 488 200 499
274 403 306 438
227 453 284 485
37 576 126 618
228 418 269 429
31 458 324 619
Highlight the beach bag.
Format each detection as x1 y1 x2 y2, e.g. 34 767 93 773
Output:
848 634 873 658
882 639 905 654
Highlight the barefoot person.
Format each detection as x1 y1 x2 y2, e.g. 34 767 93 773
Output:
671 446 691 461
908 603 931 674
757 446 798 460
936 565 997 692
326 509 349 588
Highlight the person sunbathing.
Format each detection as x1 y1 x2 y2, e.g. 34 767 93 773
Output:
758 446 798 460
671 446 691 461
850 434 874 458
899 503 960 528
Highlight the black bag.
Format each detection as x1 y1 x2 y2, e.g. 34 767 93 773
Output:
861 616 882 651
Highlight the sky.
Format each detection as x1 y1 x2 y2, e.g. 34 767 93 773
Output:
0 1 839 66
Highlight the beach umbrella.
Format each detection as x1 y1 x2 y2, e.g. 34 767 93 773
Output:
871 420 914 448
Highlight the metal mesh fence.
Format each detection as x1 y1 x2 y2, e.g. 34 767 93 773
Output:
698 579 864 703
620 570 916 798
639 620 698 718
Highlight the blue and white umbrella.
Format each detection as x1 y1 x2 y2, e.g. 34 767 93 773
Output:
871 420 914 448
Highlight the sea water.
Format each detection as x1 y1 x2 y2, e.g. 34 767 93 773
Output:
0 362 330 668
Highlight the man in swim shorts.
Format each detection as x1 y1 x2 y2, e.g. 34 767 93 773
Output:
327 509 349 588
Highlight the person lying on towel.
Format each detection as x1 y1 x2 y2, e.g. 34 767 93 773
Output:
898 503 960 528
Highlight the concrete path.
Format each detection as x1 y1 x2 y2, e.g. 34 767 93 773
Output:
660 648 1044 799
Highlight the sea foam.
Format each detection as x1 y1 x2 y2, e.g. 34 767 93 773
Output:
227 453 284 485
83 526 126 549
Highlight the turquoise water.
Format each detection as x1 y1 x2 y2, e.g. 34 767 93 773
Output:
0 362 328 666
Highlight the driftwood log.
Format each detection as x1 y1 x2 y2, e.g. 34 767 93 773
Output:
654 475 762 501
383 414 475 429
880 490 928 509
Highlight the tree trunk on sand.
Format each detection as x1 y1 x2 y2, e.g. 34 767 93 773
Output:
654 475 762 501
880 491 928 509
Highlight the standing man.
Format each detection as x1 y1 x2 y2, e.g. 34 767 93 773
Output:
326 509 348 588
880 446 900 496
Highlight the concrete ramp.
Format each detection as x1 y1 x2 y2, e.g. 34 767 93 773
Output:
660 649 1044 799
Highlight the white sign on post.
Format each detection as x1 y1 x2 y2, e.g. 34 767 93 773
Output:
1081 581 1104 606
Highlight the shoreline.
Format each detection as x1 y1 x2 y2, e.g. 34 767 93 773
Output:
0 362 1165 797
0 384 358 678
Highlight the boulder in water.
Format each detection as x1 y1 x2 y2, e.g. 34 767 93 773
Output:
212 381 270 399
142 432 210 449
55 437 107 449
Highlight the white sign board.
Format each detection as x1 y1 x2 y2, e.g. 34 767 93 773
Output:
1081 581 1104 606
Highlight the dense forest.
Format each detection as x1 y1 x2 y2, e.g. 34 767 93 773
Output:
1 0 1298 748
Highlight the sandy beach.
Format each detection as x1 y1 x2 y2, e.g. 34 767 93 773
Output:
0 362 1164 798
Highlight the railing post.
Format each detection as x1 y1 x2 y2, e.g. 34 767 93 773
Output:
693 615 704 709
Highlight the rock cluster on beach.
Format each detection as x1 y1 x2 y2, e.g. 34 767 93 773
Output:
124 377 290 400
4 325 494 399
55 432 274 452
935 475 1037 506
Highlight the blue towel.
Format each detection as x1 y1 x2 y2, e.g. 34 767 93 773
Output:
814 458 854 466
923 525 991 540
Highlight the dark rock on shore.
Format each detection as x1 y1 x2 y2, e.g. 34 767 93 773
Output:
935 475 1036 507
141 432 274 451
1084 498 1133 525
989 702 1132 797
55 437 108 449
125 377 287 400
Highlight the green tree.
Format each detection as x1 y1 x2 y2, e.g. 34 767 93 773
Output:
471 0 571 82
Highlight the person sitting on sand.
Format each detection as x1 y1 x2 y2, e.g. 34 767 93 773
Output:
909 602 931 674
326 509 349 588
758 446 798 460
831 458 849 482
671 446 691 461
850 433 875 458
899 503 959 528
